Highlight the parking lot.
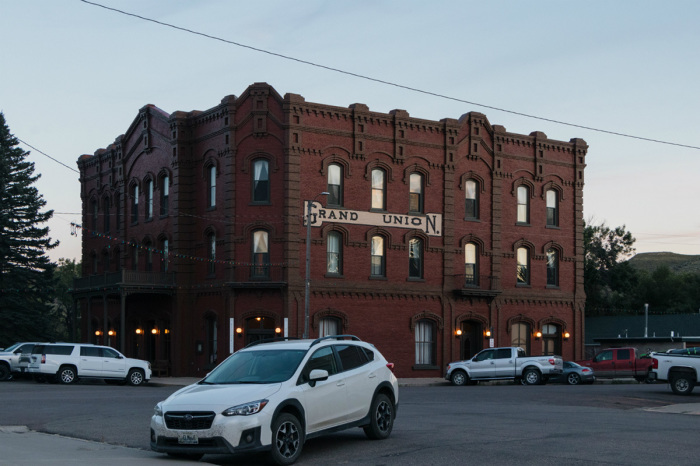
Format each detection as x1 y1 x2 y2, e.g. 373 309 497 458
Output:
2 377 700 465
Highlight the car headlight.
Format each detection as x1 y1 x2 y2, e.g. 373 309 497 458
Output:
154 403 163 417
222 399 269 417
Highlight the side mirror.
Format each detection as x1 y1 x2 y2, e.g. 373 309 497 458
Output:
308 369 329 387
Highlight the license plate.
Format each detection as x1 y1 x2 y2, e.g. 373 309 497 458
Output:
178 433 198 445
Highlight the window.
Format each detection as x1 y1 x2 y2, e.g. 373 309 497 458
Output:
464 243 478 286
327 164 343 206
208 165 216 208
541 324 560 356
252 230 269 278
465 179 479 220
415 319 436 366
115 193 120 232
131 185 139 224
319 317 341 337
103 197 110 233
370 235 385 277
511 322 531 354
546 248 559 287
409 173 423 213
337 345 369 371
371 168 386 210
327 231 342 275
145 179 154 220
144 240 153 272
409 237 423 279
131 244 139 271
102 250 110 272
517 247 530 285
252 159 269 203
517 185 529 224
546 189 558 227
91 200 98 230
160 175 169 216
207 232 216 275
206 315 218 366
301 346 338 383
161 239 169 272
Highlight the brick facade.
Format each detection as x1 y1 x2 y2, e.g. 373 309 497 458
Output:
73 83 587 378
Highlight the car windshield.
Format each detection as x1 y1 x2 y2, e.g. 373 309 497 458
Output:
202 349 307 384
3 343 21 352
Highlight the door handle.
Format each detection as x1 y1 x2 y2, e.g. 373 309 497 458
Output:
368 373 376 379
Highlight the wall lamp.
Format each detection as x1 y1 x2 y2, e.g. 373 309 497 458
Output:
484 328 492 339
455 329 463 338
151 328 159 335
108 330 116 337
95 330 102 336
135 328 143 335
563 331 571 341
535 331 543 340
236 327 243 337
275 327 282 334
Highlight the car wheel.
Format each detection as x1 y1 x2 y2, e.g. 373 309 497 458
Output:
58 366 77 384
566 373 581 385
670 373 695 395
523 369 542 385
450 370 468 386
127 369 145 386
0 364 11 381
270 413 304 465
363 393 395 440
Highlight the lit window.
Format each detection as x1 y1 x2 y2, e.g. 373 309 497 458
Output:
371 168 386 210
464 243 478 286
409 173 423 213
327 231 342 275
252 230 269 278
517 247 530 285
517 185 529 224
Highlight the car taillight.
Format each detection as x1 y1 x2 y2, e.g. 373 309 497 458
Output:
548 359 555 365
652 358 658 369
582 368 591 373
386 362 395 372
41 354 46 364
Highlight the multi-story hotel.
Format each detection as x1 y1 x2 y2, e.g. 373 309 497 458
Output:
73 82 587 378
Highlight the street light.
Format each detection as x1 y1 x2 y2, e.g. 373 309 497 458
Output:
304 192 329 339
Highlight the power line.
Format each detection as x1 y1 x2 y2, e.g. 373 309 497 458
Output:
79 0 700 151
17 138 79 173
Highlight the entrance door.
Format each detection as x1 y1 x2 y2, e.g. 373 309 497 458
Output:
460 321 483 360
245 316 276 346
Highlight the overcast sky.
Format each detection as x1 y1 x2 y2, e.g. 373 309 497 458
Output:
2 0 699 262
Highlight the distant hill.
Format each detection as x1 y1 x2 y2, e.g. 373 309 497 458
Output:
627 252 700 274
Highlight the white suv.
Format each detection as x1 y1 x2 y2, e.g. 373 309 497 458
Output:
28 343 152 386
150 335 399 465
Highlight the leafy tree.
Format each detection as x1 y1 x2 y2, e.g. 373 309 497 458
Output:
51 258 82 341
584 221 637 314
0 112 59 346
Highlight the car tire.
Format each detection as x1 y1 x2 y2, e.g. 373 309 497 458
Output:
523 368 542 385
270 413 304 466
670 373 695 396
127 369 145 386
566 373 581 385
450 370 468 386
0 364 11 382
363 393 395 440
58 366 77 384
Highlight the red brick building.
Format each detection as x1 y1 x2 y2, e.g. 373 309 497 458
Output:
73 83 587 378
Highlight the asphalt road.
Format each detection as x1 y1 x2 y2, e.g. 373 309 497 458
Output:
2 378 700 465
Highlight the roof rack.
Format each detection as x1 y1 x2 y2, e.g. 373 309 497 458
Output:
310 334 361 348
243 337 301 349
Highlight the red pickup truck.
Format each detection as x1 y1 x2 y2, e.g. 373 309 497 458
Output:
577 347 652 382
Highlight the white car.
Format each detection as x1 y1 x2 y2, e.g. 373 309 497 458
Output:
150 335 399 465
28 343 151 385
0 342 40 380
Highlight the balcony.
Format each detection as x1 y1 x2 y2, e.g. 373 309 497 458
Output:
451 274 501 298
227 265 286 289
72 270 176 294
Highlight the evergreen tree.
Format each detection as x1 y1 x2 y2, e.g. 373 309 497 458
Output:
0 112 59 346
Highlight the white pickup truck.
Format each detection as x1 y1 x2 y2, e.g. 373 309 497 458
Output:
649 351 700 395
445 347 564 386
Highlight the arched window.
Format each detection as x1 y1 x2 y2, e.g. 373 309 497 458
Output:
102 250 110 273
409 237 423 279
207 232 216 275
145 178 154 220
160 175 169 216
252 230 269 279
131 184 139 224
511 322 531 354
546 248 559 287
327 163 343 207
103 197 110 233
327 231 342 276
252 159 269 203
517 247 530 285
541 324 560 356
546 189 558 227
161 238 169 272
370 235 385 277
517 185 529 224
464 243 478 286
415 319 436 366
91 199 98 231
465 179 479 220
409 173 424 213
208 165 216 208
319 317 341 337
144 239 153 272
371 168 386 210
131 243 139 271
